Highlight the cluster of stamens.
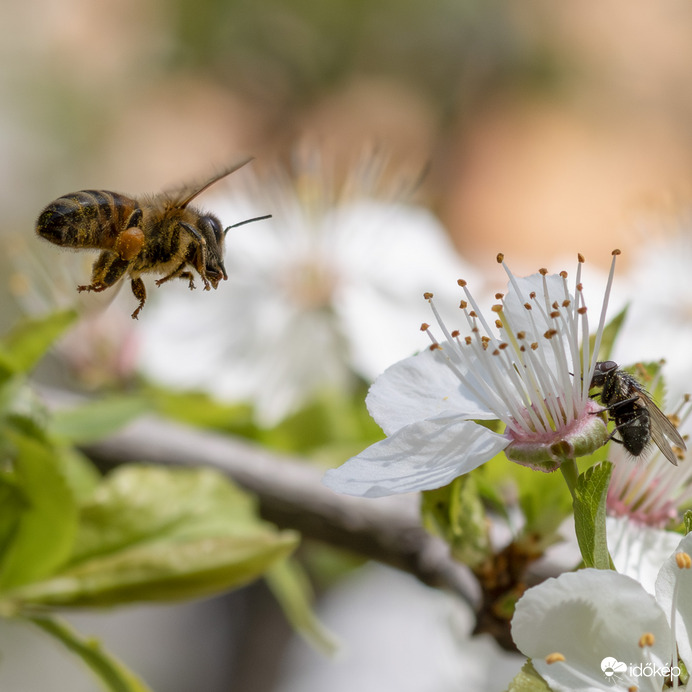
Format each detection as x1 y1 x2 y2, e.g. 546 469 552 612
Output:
608 394 692 527
419 251 620 467
425 256 608 427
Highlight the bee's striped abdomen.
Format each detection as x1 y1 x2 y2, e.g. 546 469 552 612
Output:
36 190 138 250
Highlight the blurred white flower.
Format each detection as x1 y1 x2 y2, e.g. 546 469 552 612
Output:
137 152 478 426
276 564 522 692
324 252 620 497
613 224 692 402
512 534 692 691
606 395 692 594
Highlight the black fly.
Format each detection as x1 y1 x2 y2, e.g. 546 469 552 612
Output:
590 360 685 466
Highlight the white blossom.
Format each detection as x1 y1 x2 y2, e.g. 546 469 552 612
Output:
513 533 692 691
607 395 692 594
324 252 620 497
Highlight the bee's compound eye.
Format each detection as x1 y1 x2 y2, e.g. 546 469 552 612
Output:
200 215 223 242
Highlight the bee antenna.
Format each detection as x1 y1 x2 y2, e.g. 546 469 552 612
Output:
224 214 272 236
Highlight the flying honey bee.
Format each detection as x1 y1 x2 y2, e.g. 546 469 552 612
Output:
590 360 686 466
36 158 270 319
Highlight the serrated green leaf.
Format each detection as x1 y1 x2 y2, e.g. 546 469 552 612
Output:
265 558 338 655
1 310 77 374
49 396 151 444
28 615 153 692
0 429 78 590
505 660 551 692
573 461 614 569
10 466 298 607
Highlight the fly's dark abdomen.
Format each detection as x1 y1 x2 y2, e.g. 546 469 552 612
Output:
36 190 138 250
615 404 651 456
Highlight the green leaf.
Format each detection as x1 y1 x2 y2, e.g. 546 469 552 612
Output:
146 382 382 460
683 510 692 535
626 360 668 406
573 461 614 569
49 395 151 444
145 385 258 438
0 477 24 559
10 466 299 607
28 615 153 692
421 475 491 567
0 429 78 590
260 385 381 458
505 660 551 692
54 446 101 503
476 453 572 550
265 558 338 655
0 348 17 384
0 375 50 433
0 310 77 374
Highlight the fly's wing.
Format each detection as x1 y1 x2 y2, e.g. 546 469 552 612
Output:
639 391 686 466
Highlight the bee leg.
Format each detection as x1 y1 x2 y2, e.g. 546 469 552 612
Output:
180 271 195 290
130 278 147 319
155 263 193 288
78 251 130 293
178 222 211 290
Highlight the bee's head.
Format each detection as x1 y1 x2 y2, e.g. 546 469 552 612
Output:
195 214 228 288
590 360 619 388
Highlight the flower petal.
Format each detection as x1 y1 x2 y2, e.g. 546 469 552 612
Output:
655 532 692 668
322 417 508 497
607 516 682 596
366 346 500 436
513 569 672 692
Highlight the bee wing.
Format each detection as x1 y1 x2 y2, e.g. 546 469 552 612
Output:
173 157 254 209
638 391 686 466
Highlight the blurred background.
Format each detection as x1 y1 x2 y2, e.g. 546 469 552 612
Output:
3 0 692 690
5 0 692 291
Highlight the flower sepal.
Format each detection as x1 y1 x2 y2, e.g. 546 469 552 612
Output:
504 400 610 472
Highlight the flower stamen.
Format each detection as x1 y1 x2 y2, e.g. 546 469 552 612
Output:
424 253 613 470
